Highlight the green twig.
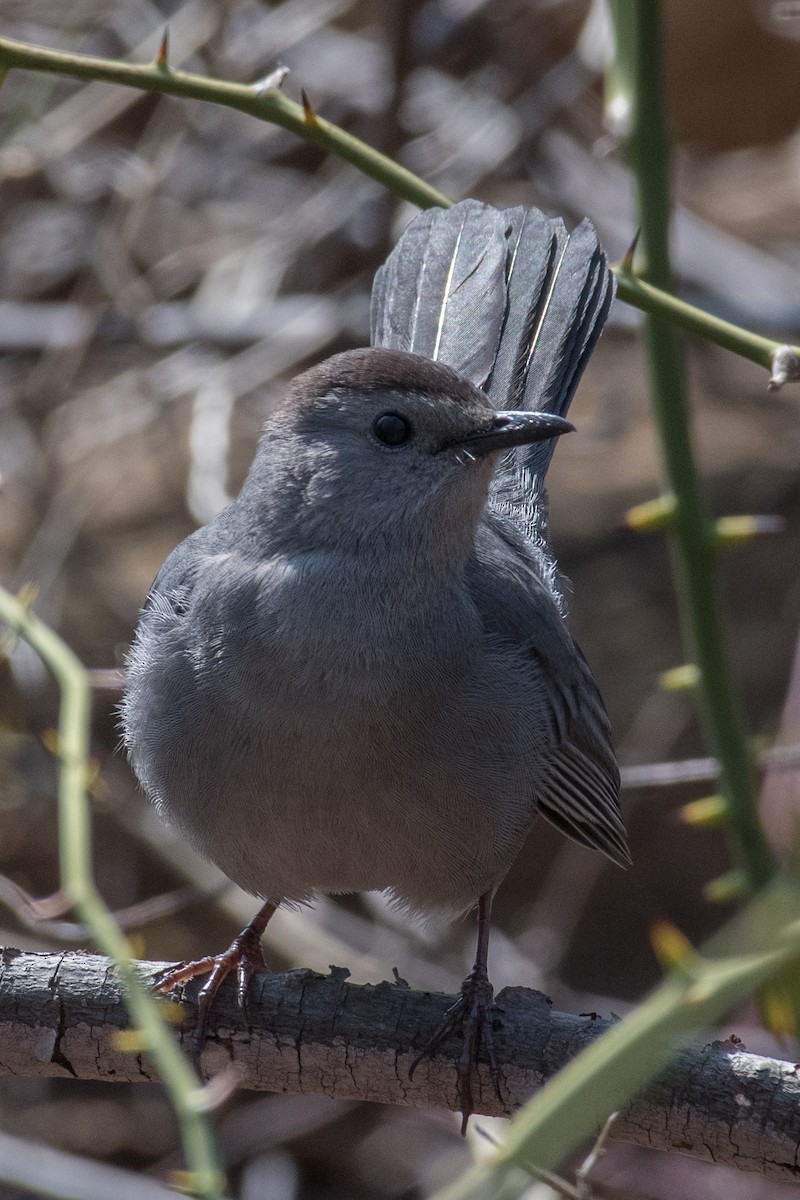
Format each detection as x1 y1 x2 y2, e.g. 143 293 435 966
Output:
0 588 224 1200
613 271 795 377
0 32 449 211
607 1 777 890
0 31 798 383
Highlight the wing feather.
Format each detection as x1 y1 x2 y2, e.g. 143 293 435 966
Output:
469 515 628 869
536 660 629 868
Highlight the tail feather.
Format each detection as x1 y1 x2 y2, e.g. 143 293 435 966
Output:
371 203 509 388
483 207 563 412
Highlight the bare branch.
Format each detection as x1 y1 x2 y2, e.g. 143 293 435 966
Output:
620 743 800 790
1 950 798 1182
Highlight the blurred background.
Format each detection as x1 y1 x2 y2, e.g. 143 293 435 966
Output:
1 0 800 1196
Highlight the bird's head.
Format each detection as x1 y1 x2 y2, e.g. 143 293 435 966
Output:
242 347 572 560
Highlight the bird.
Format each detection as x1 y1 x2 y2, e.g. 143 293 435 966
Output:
121 198 629 1129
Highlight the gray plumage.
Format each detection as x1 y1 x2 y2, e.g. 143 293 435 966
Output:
122 200 628 928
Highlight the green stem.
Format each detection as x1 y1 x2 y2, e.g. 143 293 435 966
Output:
609 2 776 888
0 589 224 1200
613 270 789 371
0 32 798 383
0 33 449 211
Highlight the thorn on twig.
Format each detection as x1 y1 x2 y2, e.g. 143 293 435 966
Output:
0 875 71 922
620 228 641 273
154 27 170 72
518 1111 618 1200
768 345 800 390
301 89 319 125
85 666 125 691
253 65 290 95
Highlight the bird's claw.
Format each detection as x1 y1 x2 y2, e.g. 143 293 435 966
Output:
151 956 218 993
410 964 503 1133
151 926 268 1068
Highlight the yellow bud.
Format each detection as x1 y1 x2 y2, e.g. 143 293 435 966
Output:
169 1171 196 1195
16 582 38 610
41 728 61 756
127 932 147 959
624 494 676 532
111 1029 149 1053
758 984 796 1039
679 795 728 827
650 920 696 971
169 1170 228 1196
660 664 701 691
153 997 185 1025
715 515 784 544
703 870 748 904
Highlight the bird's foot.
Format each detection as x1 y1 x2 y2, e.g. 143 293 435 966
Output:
410 963 503 1134
152 923 268 1067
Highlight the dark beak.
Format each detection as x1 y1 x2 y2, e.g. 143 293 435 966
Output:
446 410 574 456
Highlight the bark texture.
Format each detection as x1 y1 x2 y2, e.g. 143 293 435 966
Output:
1 949 799 1181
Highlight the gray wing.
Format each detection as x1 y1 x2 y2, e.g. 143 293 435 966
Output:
468 513 629 869
371 199 615 588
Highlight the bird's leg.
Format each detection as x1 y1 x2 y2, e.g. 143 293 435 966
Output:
410 890 503 1133
152 898 278 1065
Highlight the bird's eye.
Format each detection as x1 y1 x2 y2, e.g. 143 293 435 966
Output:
372 412 412 446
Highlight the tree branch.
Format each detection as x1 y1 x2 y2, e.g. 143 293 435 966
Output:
2 949 798 1182
0 32 798 382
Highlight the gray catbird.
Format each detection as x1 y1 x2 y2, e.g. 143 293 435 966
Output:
122 199 629 1125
